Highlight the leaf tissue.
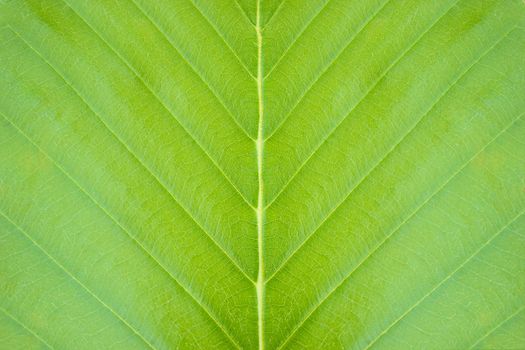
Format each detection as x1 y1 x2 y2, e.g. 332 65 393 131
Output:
1 0 524 349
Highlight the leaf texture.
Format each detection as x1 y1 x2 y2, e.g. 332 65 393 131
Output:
0 0 524 349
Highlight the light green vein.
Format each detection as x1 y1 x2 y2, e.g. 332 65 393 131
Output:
262 0 391 122
0 213 155 350
364 211 525 350
264 0 460 208
261 0 287 29
275 107 524 349
233 0 255 26
266 26 515 282
61 0 257 209
0 306 54 350
468 306 525 349
128 0 256 140
9 26 254 282
262 0 333 78
187 0 256 78
1 112 243 349
256 1 266 348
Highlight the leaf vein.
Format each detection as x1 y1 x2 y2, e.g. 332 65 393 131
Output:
188 0 256 78
0 212 156 350
468 306 525 349
263 0 391 137
262 0 332 78
128 0 256 139
1 112 243 350
9 26 254 282
261 0 287 30
275 105 523 350
363 211 525 350
233 0 255 26
0 306 54 350
265 0 460 208
266 24 515 282
60 0 257 208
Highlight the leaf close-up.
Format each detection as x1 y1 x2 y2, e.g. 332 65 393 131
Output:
1 0 525 349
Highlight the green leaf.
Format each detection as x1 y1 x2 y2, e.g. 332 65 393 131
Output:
1 0 524 349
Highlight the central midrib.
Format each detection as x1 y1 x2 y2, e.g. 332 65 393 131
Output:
255 0 265 349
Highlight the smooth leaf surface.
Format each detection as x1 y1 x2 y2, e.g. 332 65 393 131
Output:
1 0 525 349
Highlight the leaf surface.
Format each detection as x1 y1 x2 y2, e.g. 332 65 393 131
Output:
1 0 524 349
